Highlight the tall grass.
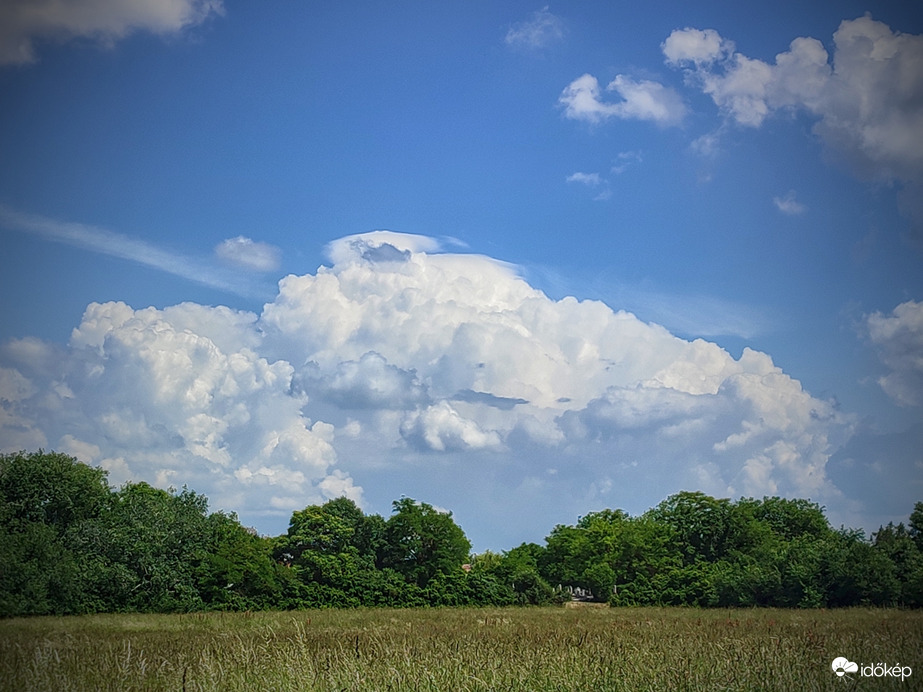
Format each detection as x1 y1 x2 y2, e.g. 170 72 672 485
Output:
1 606 921 691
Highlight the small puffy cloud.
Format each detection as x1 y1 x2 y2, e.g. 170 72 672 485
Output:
701 53 775 127
560 73 686 127
215 236 282 272
566 172 602 187
611 151 642 174
866 300 923 406
559 74 614 124
664 27 826 128
566 172 610 201
662 27 733 67
607 76 687 126
664 16 923 188
0 231 860 546
0 0 223 66
505 6 565 50
773 190 806 215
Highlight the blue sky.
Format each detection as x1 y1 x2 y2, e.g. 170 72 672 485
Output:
1 0 921 550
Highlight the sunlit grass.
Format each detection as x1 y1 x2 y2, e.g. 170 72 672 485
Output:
1 606 921 691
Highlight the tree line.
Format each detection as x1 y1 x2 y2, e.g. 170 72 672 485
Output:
1 450 921 617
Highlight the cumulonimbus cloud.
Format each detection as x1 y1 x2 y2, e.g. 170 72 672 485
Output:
0 231 858 541
0 0 223 66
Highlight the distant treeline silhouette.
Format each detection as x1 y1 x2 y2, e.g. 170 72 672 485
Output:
2 450 921 616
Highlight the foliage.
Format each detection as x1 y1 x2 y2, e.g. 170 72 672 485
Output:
873 522 923 606
0 449 110 532
382 498 471 588
0 452 289 616
2 450 922 614
910 501 923 551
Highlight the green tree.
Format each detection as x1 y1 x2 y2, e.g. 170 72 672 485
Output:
539 523 593 589
909 502 923 552
873 522 923 607
0 451 110 616
85 482 212 612
383 498 471 588
647 491 738 565
540 509 681 604
0 523 80 616
275 500 366 605
194 513 291 610
816 529 900 607
741 496 831 541
0 450 110 533
275 497 429 608
583 561 616 601
471 544 555 605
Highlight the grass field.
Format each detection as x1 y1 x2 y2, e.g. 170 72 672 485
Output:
1 605 921 691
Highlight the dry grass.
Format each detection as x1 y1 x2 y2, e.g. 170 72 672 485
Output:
1 606 921 691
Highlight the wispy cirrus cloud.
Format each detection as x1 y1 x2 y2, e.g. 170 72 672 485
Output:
505 6 565 50
0 205 272 299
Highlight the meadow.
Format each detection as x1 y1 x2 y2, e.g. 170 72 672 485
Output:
1 605 921 691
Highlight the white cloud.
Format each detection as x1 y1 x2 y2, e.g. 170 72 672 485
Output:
620 289 771 340
559 74 614 124
505 6 565 50
0 232 857 546
301 352 429 410
662 27 733 67
566 172 602 187
566 172 611 201
560 73 686 127
0 0 223 65
773 190 806 215
401 401 503 452
866 300 923 406
215 236 282 272
1 299 352 522
611 151 642 174
0 206 271 299
664 16 923 187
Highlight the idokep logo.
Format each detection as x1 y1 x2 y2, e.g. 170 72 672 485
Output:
832 657 859 679
831 657 913 682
